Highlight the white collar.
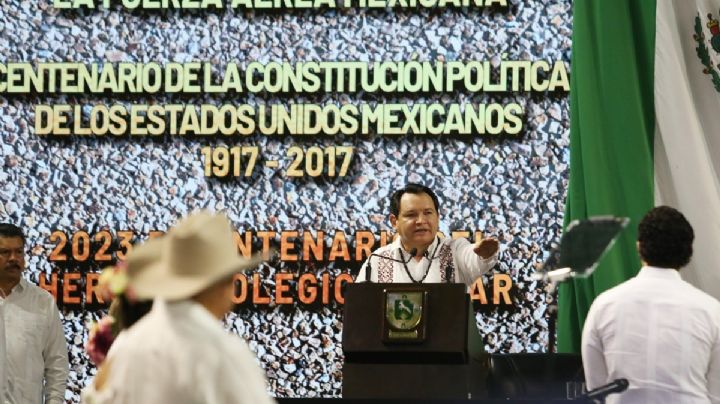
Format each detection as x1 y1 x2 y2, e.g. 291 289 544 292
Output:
637 266 682 280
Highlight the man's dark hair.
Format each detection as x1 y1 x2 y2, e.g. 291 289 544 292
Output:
112 295 154 330
0 223 25 243
638 206 694 269
390 183 440 217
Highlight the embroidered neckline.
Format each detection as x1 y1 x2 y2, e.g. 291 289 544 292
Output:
400 237 441 283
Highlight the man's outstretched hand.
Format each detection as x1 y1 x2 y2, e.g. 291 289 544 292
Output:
473 237 499 259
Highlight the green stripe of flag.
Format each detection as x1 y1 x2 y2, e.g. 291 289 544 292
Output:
557 0 657 353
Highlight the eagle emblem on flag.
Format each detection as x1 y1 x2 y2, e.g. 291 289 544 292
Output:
694 13 720 92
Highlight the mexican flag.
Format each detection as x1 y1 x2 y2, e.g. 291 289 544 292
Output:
557 0 720 352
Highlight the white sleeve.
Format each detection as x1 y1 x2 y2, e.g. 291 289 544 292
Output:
42 297 69 404
451 238 498 287
581 303 608 390
708 307 720 404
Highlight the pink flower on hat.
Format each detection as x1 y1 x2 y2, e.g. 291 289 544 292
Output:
85 315 116 366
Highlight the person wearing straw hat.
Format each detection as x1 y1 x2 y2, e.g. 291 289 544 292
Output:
95 211 273 404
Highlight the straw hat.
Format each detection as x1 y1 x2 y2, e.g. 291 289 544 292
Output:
126 236 164 281
131 211 262 300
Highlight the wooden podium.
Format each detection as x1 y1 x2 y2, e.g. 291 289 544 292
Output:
342 283 489 399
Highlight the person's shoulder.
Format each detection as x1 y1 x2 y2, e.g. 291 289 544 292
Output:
370 240 396 255
111 314 175 363
679 279 720 311
589 278 636 308
21 279 58 305
115 308 164 347
177 330 251 372
218 332 254 357
584 283 627 328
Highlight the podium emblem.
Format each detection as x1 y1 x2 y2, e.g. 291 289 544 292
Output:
383 290 427 342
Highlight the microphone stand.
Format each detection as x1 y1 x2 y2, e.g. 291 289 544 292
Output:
534 267 573 353
533 216 629 353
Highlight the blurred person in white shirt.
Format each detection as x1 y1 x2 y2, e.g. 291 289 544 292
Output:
92 212 274 404
82 237 160 403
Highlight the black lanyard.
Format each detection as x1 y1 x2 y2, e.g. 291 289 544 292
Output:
400 238 441 284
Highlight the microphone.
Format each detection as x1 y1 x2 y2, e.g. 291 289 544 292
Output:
365 248 418 282
580 378 629 401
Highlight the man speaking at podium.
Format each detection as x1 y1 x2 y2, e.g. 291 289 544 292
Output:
357 183 500 286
